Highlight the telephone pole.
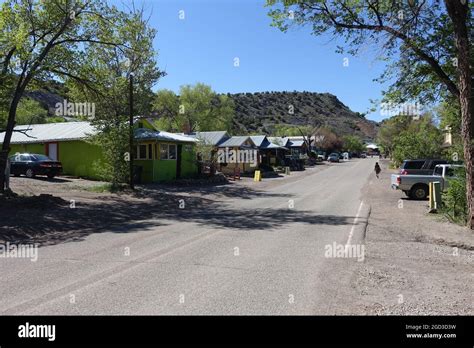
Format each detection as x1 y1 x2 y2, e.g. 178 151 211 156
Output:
129 73 134 190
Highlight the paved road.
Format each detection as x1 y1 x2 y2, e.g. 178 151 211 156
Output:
0 159 376 315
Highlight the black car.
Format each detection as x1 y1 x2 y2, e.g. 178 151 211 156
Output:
9 153 63 178
399 159 448 175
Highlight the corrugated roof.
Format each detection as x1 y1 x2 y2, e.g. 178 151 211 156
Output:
249 135 267 147
218 136 254 148
288 140 305 147
0 121 97 144
188 131 229 146
0 121 196 145
268 137 290 147
134 128 197 143
262 142 283 149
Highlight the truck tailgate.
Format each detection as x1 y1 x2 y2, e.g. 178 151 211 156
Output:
391 174 400 190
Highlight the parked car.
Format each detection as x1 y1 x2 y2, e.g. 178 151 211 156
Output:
328 153 340 163
9 153 63 178
317 154 325 162
399 158 448 175
360 153 367 158
391 164 463 199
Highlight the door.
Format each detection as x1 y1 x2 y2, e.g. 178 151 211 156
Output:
176 144 182 179
19 154 31 174
48 143 58 160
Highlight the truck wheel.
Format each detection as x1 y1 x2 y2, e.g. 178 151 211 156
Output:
410 184 428 200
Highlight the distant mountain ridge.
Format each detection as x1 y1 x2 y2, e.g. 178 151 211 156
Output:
227 91 379 140
24 86 379 140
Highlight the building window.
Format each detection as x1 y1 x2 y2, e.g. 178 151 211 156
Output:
160 144 167 160
160 143 177 160
169 144 177 159
135 144 152 160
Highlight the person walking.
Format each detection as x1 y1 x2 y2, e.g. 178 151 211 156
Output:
374 162 381 178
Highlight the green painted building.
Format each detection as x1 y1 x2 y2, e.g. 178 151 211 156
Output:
133 125 198 182
0 120 198 183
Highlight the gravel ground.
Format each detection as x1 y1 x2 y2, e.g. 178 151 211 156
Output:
342 159 474 315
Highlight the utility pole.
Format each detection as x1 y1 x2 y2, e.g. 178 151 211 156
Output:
129 73 134 190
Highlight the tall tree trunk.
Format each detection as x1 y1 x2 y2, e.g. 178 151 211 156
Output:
0 95 21 192
445 0 473 228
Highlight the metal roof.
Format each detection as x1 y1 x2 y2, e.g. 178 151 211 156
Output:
288 140 305 147
267 137 290 147
249 135 267 147
0 121 97 144
0 121 196 145
366 143 379 149
218 136 255 148
134 128 197 143
188 131 229 146
262 142 283 149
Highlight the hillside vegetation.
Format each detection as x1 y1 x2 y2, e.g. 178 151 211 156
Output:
16 87 378 140
227 91 378 139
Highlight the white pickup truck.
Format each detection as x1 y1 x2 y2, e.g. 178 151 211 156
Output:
391 164 463 199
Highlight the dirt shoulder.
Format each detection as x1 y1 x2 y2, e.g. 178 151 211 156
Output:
342 159 473 315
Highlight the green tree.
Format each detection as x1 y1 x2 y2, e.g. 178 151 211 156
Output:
342 135 364 153
376 115 413 158
391 116 443 167
152 89 181 130
152 83 234 133
267 0 472 227
66 6 163 187
0 0 152 191
1 98 48 127
272 124 312 137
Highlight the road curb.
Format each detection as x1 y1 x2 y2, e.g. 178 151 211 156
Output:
349 202 371 247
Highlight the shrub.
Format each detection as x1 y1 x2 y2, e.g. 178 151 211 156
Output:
441 167 467 225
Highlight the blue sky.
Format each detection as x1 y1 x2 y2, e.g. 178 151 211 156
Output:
116 0 392 122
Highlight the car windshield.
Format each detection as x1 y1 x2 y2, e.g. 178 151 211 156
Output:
434 166 443 176
30 154 51 161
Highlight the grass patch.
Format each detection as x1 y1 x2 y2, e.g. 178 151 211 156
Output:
86 183 129 193
388 162 398 169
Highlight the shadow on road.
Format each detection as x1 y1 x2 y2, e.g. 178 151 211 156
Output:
139 181 290 200
0 185 358 247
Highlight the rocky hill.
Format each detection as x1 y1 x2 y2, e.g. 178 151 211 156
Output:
23 86 378 140
227 91 378 140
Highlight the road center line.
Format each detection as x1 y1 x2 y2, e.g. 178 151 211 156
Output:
345 201 364 249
